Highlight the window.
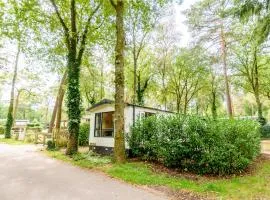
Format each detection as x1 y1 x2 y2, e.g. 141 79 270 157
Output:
94 112 114 137
145 112 155 118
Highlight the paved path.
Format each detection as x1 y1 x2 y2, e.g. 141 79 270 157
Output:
0 144 168 200
262 140 270 155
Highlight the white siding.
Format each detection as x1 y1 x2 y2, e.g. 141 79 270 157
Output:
89 104 115 147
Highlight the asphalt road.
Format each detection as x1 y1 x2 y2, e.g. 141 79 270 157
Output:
0 144 168 200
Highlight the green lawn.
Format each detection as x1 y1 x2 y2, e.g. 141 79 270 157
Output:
0 137 28 145
45 150 270 200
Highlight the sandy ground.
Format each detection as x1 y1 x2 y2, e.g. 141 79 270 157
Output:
0 144 168 200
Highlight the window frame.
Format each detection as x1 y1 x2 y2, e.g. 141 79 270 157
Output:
94 111 114 138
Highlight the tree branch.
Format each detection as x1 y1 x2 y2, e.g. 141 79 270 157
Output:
77 2 102 63
49 0 71 51
109 0 116 9
70 0 77 51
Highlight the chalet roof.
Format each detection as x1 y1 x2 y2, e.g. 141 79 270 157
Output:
86 99 174 113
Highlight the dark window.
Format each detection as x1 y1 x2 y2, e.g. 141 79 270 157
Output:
145 112 155 118
94 112 114 137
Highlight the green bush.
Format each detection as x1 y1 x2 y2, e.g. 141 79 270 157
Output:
79 123 89 146
260 124 270 139
47 140 56 151
129 115 261 175
0 126 5 134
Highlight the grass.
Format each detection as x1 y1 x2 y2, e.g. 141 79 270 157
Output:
45 150 270 200
0 137 28 145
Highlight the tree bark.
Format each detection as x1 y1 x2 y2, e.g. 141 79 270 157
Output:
111 0 126 163
13 89 22 127
176 94 181 113
48 70 67 134
220 25 233 118
253 48 263 120
55 75 67 146
210 71 217 119
184 85 188 115
162 62 167 110
132 48 137 124
211 90 217 119
66 0 81 155
5 43 20 138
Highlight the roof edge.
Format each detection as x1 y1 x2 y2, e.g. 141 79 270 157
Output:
86 99 174 113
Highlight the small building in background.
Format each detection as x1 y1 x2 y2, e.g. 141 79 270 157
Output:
13 120 29 140
86 99 173 154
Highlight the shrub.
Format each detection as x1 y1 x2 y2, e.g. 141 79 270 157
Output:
0 126 4 134
79 123 89 146
129 115 261 175
260 124 270 139
47 140 56 151
257 117 267 126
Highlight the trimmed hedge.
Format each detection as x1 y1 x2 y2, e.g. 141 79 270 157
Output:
129 115 261 175
79 123 89 146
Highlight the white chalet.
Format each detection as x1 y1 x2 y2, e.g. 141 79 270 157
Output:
87 99 173 154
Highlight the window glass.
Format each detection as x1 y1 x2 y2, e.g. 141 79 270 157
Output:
94 112 114 137
94 113 101 137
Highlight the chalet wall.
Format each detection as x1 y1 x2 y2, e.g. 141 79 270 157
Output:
88 104 171 150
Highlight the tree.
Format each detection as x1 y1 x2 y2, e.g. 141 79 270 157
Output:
110 0 126 163
5 44 20 138
186 0 234 117
168 47 208 114
234 0 270 45
154 22 179 110
1 0 41 137
126 0 162 120
232 37 268 123
49 0 102 155
48 70 67 135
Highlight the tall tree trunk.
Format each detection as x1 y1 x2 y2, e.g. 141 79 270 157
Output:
136 73 141 105
66 0 81 155
253 48 263 122
162 63 167 109
111 0 126 163
184 88 188 115
220 25 233 118
55 77 66 146
255 94 263 118
176 94 180 113
5 44 20 138
210 71 217 119
13 89 22 127
48 70 67 134
132 47 137 124
100 64 104 99
211 90 217 119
